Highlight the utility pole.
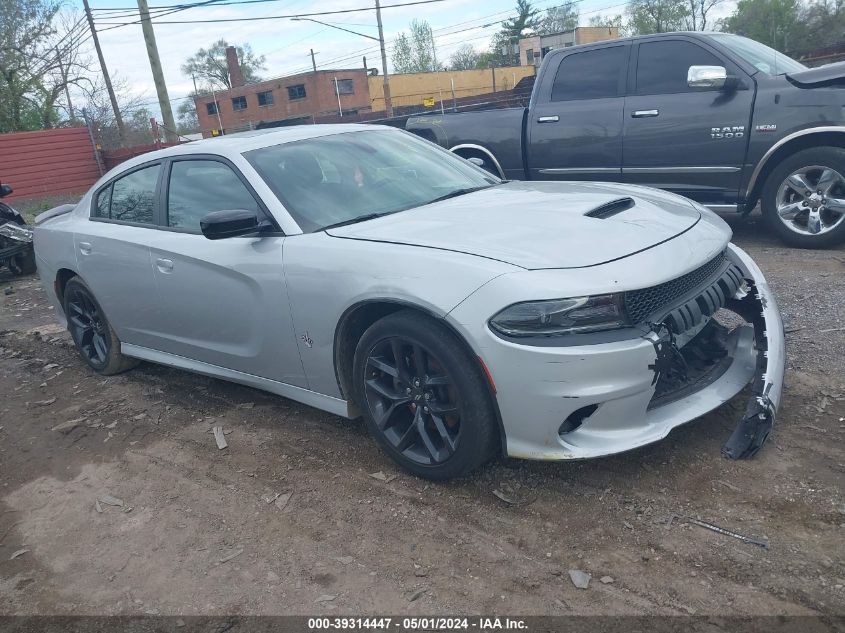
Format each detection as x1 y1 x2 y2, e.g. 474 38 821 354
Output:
137 0 178 142
374 0 393 118
310 49 318 73
82 0 126 146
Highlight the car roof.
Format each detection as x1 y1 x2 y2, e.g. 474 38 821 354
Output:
112 123 392 173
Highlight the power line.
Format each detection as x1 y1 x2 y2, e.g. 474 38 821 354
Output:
94 0 452 27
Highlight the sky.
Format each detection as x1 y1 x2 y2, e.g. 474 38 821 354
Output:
66 0 640 116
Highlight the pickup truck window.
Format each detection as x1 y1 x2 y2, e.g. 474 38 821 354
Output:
551 46 626 102
705 33 806 75
635 40 724 95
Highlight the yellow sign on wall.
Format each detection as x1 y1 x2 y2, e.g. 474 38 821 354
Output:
423 97 435 107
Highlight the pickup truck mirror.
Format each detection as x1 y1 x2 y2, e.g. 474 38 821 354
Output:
688 65 728 90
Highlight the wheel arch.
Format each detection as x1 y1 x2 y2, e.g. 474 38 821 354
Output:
746 127 845 210
333 298 507 455
449 144 507 179
54 267 79 305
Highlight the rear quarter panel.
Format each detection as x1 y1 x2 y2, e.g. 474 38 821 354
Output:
33 209 83 321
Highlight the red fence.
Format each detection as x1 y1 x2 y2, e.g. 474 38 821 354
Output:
0 127 103 201
102 141 181 171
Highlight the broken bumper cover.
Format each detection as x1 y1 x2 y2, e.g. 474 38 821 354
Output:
720 243 785 459
452 243 785 461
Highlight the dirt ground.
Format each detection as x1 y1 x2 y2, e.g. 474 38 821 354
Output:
1 213 844 617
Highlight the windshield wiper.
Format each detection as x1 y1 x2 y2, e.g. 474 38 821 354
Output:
321 213 389 231
425 185 495 205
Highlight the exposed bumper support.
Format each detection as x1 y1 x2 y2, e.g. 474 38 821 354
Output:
721 244 786 459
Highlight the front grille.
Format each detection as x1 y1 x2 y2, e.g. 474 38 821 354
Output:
624 251 727 324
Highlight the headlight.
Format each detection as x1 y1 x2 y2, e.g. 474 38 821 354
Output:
489 294 628 337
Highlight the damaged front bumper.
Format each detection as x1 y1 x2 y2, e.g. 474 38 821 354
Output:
462 243 786 462
720 244 785 459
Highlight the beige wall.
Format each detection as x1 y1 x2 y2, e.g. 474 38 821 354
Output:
368 66 536 111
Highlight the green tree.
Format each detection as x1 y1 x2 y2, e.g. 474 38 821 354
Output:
449 44 481 70
626 0 689 34
537 2 579 35
489 0 541 66
720 0 801 52
391 19 438 73
181 40 265 89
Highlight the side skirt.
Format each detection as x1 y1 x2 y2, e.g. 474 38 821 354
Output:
121 343 354 419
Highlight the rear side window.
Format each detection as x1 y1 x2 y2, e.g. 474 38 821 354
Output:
551 46 626 102
167 160 260 231
636 40 725 94
93 164 160 225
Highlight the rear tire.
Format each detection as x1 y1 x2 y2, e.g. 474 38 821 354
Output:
761 146 845 248
63 277 139 375
353 310 498 480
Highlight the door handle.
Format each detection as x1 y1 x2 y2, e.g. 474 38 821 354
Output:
537 115 559 123
631 109 659 118
78 242 92 255
156 258 174 273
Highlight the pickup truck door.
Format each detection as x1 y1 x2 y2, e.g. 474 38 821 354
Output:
526 44 629 182
622 37 755 205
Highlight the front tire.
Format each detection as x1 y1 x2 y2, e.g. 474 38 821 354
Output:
761 146 845 248
63 277 139 375
352 310 498 480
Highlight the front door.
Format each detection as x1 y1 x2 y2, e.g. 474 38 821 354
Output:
147 157 304 387
622 37 755 205
526 43 629 182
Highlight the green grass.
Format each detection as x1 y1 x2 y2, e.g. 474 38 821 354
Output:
8 194 82 225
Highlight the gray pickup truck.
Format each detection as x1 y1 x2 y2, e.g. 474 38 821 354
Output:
406 32 845 247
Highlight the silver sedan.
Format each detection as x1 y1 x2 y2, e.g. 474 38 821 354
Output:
33 125 786 480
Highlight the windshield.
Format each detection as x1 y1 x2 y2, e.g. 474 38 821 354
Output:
706 33 806 76
244 129 499 232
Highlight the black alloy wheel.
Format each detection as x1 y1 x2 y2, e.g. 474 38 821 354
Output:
363 336 461 465
66 285 111 368
353 310 498 480
63 277 139 375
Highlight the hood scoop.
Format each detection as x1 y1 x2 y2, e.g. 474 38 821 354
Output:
584 196 635 219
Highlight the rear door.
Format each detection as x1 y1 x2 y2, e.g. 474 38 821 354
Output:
526 43 629 181
622 36 755 205
74 162 162 349
146 156 305 387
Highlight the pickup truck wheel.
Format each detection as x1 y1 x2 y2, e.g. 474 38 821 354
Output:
761 147 845 248
353 310 498 480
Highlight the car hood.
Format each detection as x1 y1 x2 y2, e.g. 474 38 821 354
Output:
786 61 845 88
325 181 701 269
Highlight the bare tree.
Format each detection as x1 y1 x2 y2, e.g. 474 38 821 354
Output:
449 44 481 70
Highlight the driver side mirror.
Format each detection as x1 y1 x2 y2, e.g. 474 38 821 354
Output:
688 65 732 90
0 183 12 198
200 209 261 240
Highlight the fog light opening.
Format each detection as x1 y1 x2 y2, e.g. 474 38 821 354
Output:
558 404 599 436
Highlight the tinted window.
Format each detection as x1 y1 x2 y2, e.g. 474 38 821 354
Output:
636 40 724 94
232 95 247 111
551 46 626 101
167 160 260 231
257 91 274 106
206 102 218 115
94 186 111 218
333 79 354 95
287 84 306 100
104 165 160 224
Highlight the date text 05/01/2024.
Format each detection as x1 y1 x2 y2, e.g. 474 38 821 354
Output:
307 617 528 630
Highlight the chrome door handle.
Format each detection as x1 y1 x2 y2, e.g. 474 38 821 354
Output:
537 115 559 123
78 242 92 255
632 109 659 118
156 258 174 273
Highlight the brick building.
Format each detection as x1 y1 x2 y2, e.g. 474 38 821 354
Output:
519 26 620 66
194 48 372 135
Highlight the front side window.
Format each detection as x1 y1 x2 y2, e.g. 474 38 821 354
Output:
636 40 724 94
94 164 160 224
167 160 260 231
206 101 218 115
550 46 626 101
245 130 498 233
232 95 247 111
333 79 354 95
287 84 306 100
257 90 274 106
